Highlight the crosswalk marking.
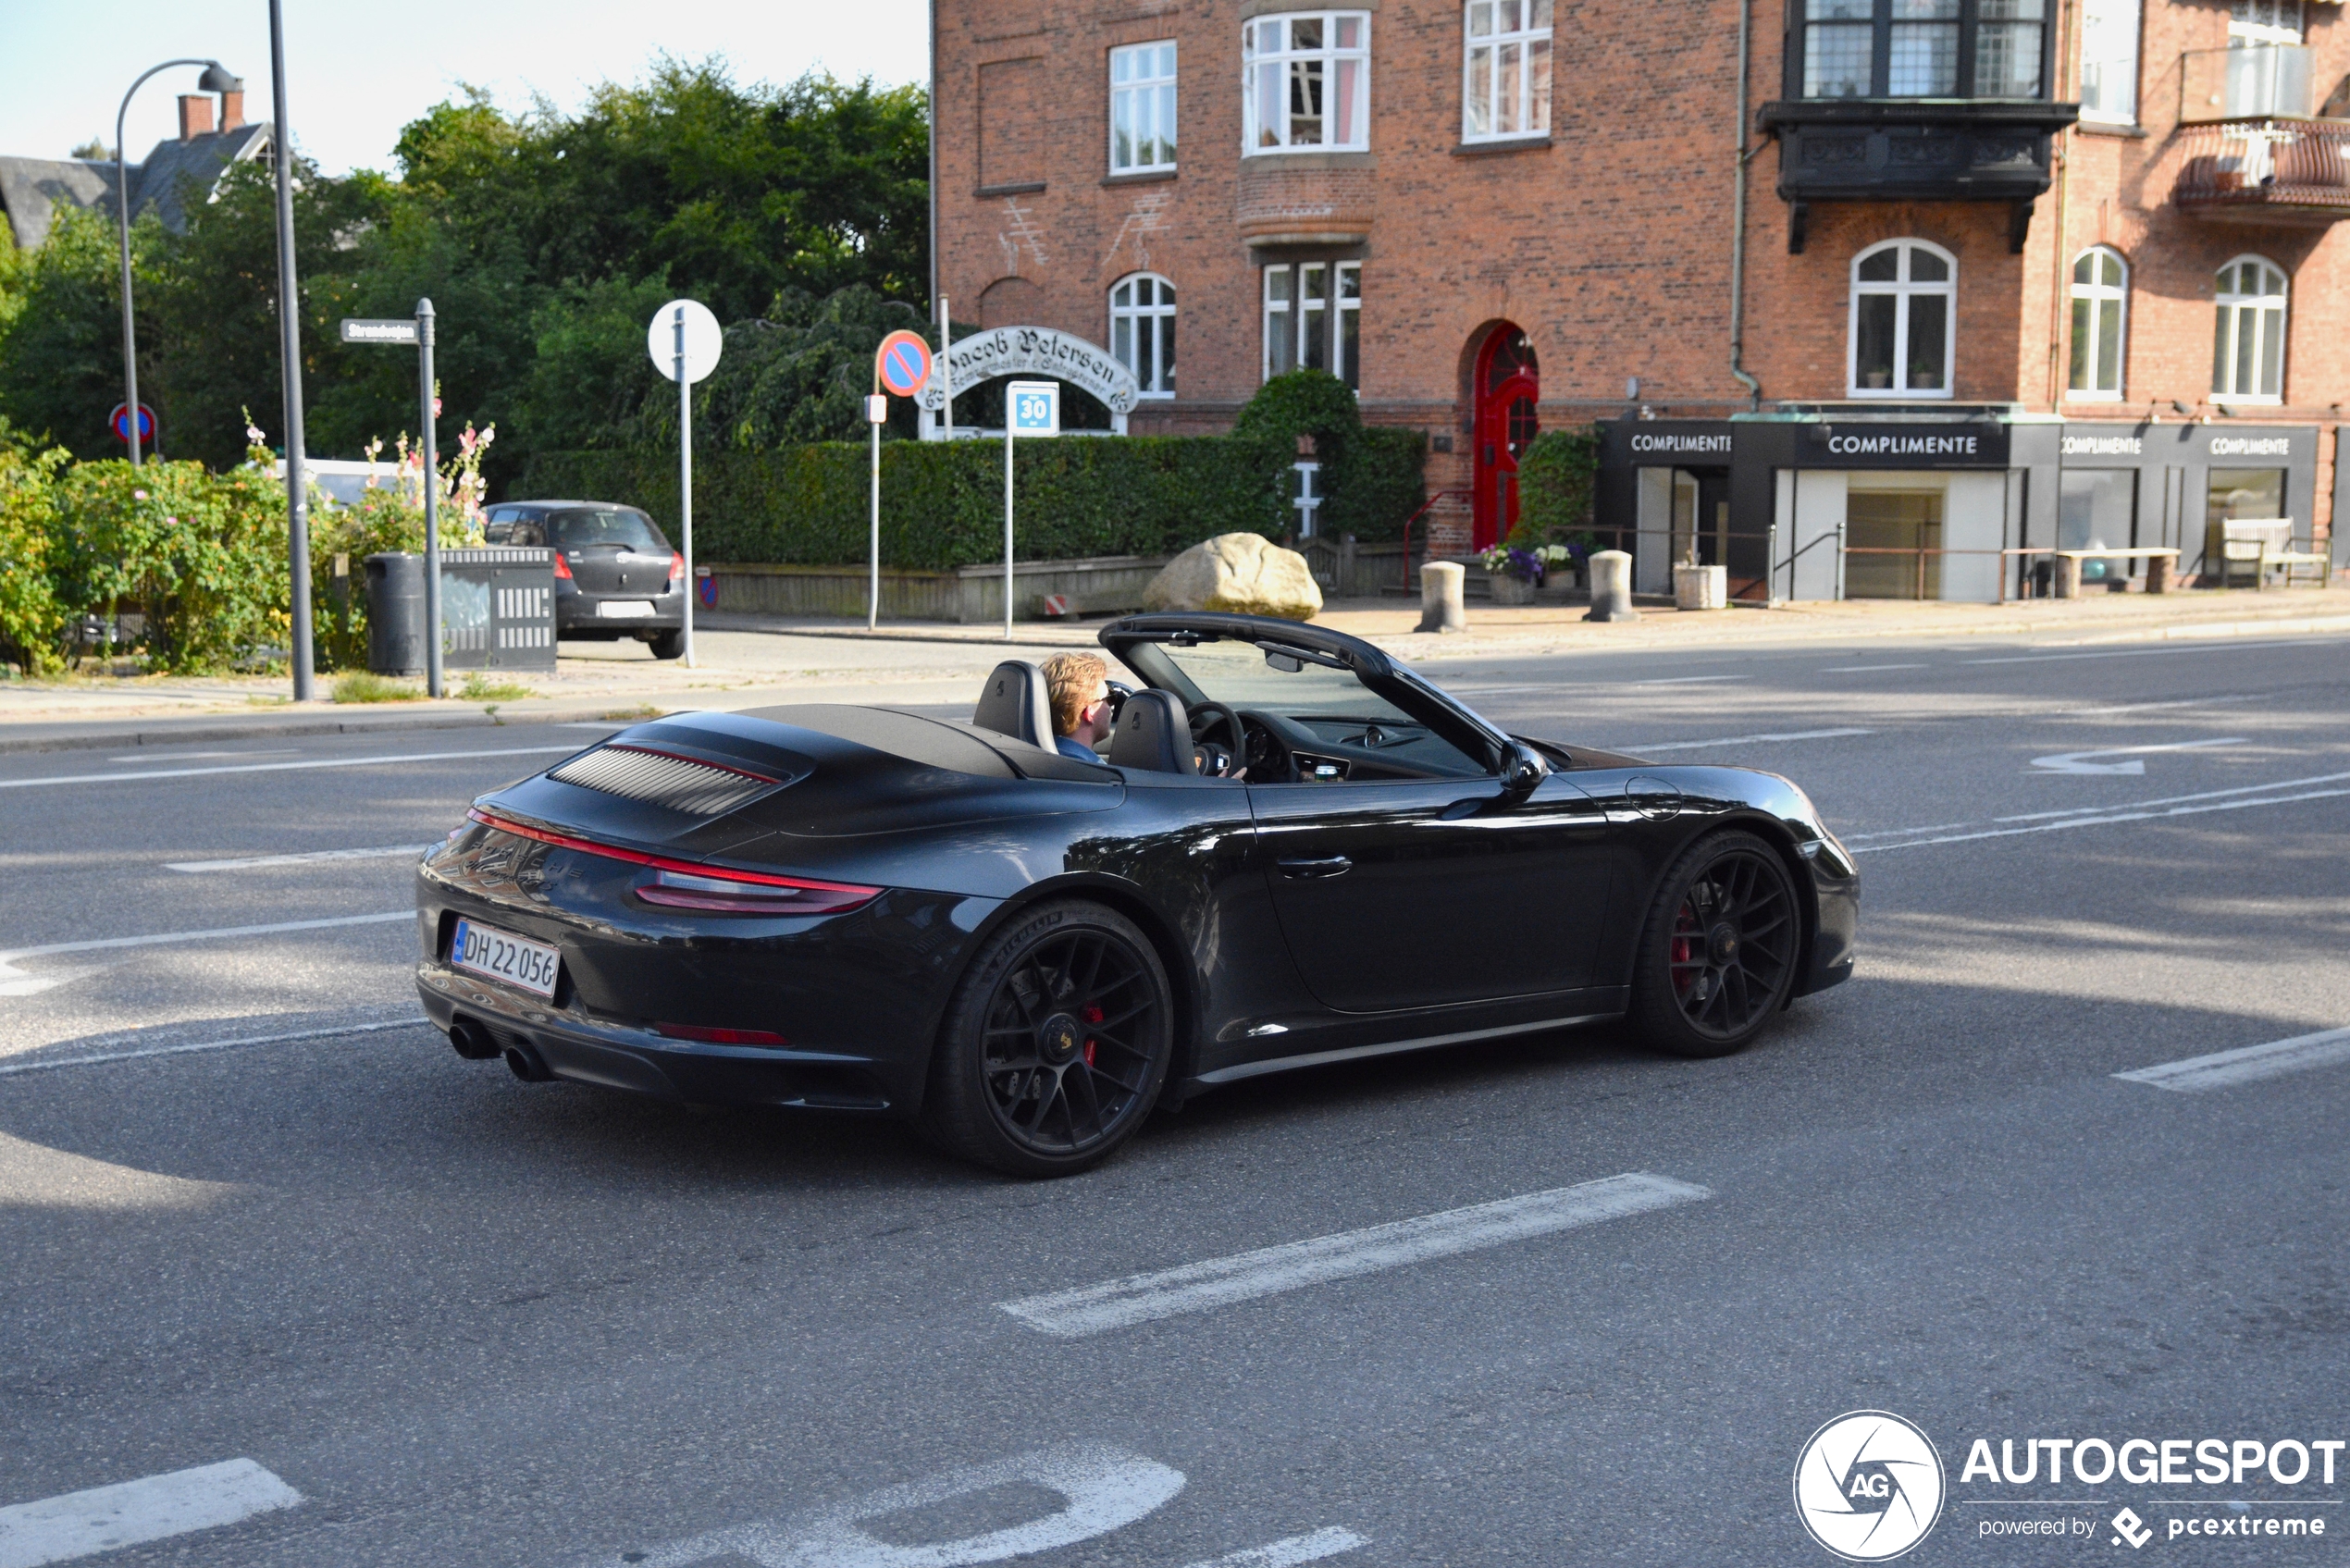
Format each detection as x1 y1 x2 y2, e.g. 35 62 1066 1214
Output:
2114 1026 2350 1093
999 1173 1712 1339
0 1459 301 1568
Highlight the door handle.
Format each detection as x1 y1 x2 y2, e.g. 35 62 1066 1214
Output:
1277 855 1353 880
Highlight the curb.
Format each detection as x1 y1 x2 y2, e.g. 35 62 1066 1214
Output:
0 704 655 756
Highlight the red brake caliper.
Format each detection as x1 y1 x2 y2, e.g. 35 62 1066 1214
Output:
1082 1005 1103 1066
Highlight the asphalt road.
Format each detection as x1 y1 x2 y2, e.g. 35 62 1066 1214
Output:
2 627 2344 1568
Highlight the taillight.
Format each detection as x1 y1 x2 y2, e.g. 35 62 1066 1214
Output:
668 551 684 584
637 866 876 915
467 808 882 916
655 1022 788 1046
552 553 573 580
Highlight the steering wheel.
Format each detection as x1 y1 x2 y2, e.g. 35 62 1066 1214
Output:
1186 700 1247 778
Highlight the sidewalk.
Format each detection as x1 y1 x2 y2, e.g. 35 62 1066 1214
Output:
3 586 2343 752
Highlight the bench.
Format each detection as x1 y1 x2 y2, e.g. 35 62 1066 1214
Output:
2219 519 2328 589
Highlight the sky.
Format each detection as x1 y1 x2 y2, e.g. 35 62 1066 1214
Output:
0 0 931 172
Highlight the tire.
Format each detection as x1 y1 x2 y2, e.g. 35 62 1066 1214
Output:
919 899 1174 1177
647 629 685 661
1628 830 1803 1059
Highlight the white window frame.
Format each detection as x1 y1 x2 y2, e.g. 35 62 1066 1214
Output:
1109 41 1178 174
1846 239 1959 400
2067 245 2128 401
1462 1 1554 142
2077 0 2141 123
2211 254 2287 404
1243 12 1371 154
2229 0 2303 46
1262 259 1361 388
1109 272 1177 398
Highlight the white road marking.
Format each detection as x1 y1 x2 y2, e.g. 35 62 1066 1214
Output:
167 844 436 873
1623 728 1874 754
1181 1528 1368 1568
1850 782 2350 853
1819 663 1926 673
1629 673 1749 685
106 749 299 764
2113 1026 2350 1093
0 744 579 790
998 1173 1712 1339
1994 772 2350 822
2049 693 2248 718
0 1458 301 1568
1448 684 1559 696
1966 637 2333 665
0 1016 430 1079
0 911 412 964
2029 736 2247 775
1838 822 1973 841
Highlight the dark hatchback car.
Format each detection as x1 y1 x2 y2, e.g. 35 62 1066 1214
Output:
482 500 686 659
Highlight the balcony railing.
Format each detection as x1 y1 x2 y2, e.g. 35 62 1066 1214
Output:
2180 44 2312 121
2174 117 2350 224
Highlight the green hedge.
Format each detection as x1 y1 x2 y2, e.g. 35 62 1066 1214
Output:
1513 426 1602 546
520 373 1430 568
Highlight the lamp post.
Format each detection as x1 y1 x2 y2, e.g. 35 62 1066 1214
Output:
265 0 315 701
114 58 241 466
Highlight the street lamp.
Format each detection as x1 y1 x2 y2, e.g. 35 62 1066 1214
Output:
114 58 241 465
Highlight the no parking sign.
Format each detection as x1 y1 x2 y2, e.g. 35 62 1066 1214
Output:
874 330 933 398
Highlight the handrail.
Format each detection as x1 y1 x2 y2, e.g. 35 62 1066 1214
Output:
1397 488 1472 589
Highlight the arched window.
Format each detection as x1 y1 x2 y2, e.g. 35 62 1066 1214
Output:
2212 256 2286 402
1849 239 1956 398
1109 274 1177 397
2068 246 2128 400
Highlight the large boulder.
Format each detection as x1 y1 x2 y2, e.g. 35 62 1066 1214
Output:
1142 534 1323 622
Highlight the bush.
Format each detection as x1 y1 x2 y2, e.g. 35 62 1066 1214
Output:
1513 426 1602 547
0 430 68 673
1230 370 1426 543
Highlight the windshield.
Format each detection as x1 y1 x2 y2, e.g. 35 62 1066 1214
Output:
1136 636 1490 778
547 508 669 552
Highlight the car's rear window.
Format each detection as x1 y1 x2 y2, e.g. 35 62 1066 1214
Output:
546 509 670 552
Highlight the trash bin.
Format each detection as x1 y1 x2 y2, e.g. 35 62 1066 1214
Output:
364 552 427 676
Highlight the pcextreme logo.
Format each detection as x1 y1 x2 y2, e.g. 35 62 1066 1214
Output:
1795 1411 1948 1562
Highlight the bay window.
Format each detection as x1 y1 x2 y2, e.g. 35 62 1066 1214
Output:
1796 0 2050 99
1464 1 1553 142
1243 13 1370 152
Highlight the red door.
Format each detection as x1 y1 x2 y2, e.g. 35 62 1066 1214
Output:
1472 327 1540 553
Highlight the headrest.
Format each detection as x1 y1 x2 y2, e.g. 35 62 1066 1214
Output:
1107 689 1195 775
971 660 1054 749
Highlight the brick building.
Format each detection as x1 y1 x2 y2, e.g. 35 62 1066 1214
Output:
929 0 2348 597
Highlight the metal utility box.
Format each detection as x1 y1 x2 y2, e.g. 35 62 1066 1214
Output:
439 547 557 670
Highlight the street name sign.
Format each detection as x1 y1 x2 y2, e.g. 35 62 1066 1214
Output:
340 317 418 345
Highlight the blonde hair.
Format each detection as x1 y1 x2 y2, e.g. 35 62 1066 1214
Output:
1039 651 1109 736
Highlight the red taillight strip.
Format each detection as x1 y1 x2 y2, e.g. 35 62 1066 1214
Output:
466 808 881 898
598 744 776 784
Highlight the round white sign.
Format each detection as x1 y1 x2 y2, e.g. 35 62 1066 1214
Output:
646 299 723 385
1793 1411 1946 1562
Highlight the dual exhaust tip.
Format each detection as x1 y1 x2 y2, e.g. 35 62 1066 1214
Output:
448 1016 553 1082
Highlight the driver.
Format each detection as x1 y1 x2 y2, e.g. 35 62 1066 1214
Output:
1040 652 1118 763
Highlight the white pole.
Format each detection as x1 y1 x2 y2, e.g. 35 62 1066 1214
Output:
937 296 954 437
674 308 695 668
1004 421 1016 642
868 414 881 632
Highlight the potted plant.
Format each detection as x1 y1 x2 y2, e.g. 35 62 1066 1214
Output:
1478 545 1552 605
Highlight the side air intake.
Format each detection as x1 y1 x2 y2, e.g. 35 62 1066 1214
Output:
547 745 775 816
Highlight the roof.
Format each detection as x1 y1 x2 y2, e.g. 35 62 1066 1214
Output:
0 122 271 249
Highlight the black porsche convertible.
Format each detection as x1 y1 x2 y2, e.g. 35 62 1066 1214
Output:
415 611 1857 1175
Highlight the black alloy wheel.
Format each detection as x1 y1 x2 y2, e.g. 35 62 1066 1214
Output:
1630 830 1801 1058
921 900 1174 1176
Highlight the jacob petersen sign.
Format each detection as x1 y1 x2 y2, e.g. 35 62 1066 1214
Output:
919 327 1141 415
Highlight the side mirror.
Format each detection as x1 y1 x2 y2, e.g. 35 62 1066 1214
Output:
1501 740 1547 798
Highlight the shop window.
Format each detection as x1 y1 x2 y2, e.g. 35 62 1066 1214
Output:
2204 466 2287 576
2059 469 2136 585
2078 0 2141 122
1110 42 1178 174
1797 0 2048 100
1109 273 1177 397
1849 239 1956 398
2067 247 2127 401
1263 261 1360 388
1244 13 1371 153
1463 1 1553 142
2211 256 2286 403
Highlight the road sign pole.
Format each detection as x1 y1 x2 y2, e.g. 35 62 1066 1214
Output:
869 396 882 633
1004 420 1015 643
418 298 442 699
269 0 313 702
675 308 695 669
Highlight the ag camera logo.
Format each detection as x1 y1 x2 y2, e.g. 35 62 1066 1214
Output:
1795 1411 1947 1562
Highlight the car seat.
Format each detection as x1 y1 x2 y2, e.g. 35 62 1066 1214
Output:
1107 689 1196 775
971 661 1054 748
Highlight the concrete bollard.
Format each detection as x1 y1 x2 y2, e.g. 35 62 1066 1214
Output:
2054 554 2082 599
1416 561 1467 634
1584 549 1640 623
2145 553 2171 595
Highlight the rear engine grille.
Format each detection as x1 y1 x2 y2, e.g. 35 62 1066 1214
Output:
548 745 773 816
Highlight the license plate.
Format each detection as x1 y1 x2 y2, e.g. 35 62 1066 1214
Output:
597 600 656 619
451 918 561 998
